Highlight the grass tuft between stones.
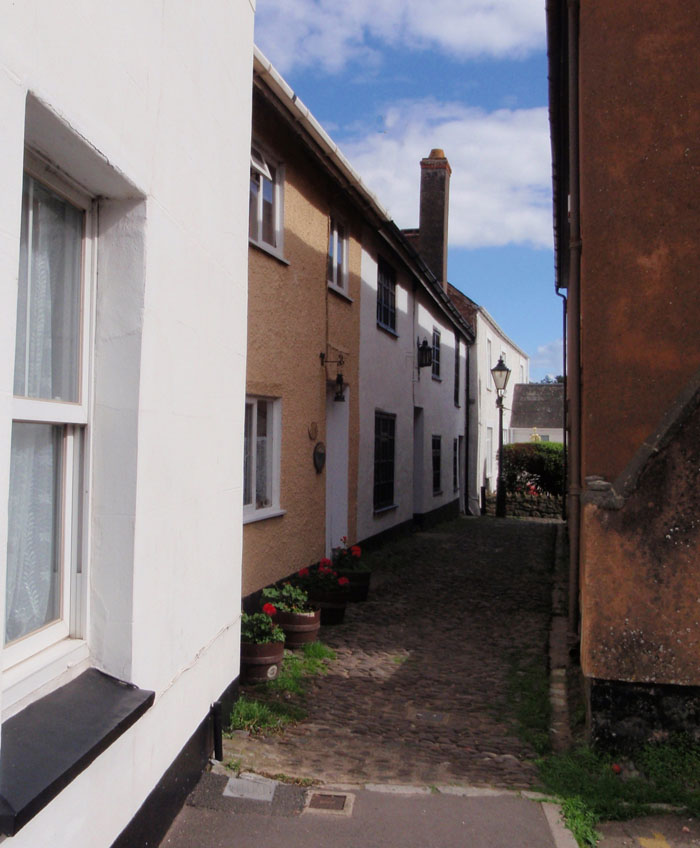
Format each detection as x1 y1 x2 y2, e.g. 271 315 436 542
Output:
507 646 700 846
229 642 336 734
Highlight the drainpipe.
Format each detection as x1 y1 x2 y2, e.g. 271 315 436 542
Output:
556 288 567 521
566 0 582 634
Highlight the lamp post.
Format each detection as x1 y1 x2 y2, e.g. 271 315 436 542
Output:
490 357 511 517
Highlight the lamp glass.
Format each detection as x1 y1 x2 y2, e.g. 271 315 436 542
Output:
491 357 511 393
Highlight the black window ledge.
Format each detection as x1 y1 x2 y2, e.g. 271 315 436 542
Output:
0 668 154 836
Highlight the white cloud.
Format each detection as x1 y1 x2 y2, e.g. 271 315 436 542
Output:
339 99 553 249
529 338 564 378
255 0 545 74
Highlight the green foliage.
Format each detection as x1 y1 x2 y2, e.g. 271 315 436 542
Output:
230 642 336 734
262 583 313 614
229 695 305 733
502 442 565 497
537 737 700 846
559 797 600 847
240 612 285 644
505 649 551 756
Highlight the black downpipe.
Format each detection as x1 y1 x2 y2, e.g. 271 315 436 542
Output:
211 701 223 761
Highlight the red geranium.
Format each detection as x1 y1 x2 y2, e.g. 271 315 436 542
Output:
297 567 310 578
350 545 362 557
338 576 350 586
261 602 277 616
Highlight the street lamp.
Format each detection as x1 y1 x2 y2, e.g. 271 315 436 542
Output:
490 357 511 517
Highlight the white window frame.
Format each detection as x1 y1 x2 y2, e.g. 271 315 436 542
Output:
432 328 441 380
4 152 94 671
249 144 284 258
487 337 493 391
327 217 350 297
243 396 283 524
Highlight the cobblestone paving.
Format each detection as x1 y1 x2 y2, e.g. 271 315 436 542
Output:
225 517 558 790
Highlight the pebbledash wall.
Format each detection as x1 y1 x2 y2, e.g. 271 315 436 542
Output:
0 4 254 845
244 66 362 596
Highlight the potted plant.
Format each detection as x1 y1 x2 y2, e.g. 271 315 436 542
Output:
332 537 371 602
239 608 285 683
262 583 321 647
294 560 350 625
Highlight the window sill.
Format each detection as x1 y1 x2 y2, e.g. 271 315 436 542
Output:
433 490 444 497
376 322 398 339
249 239 290 266
432 375 442 382
243 507 287 525
0 668 154 836
328 283 353 303
373 503 398 515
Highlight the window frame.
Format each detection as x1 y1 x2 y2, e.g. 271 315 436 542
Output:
376 258 397 334
4 155 94 670
432 328 441 380
487 337 493 391
243 395 283 524
249 144 284 259
432 435 442 495
327 216 350 298
454 334 460 405
373 411 396 512
453 437 459 493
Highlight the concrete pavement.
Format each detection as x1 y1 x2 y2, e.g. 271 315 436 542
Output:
161 768 575 848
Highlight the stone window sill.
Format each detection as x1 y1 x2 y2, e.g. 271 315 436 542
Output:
0 668 154 836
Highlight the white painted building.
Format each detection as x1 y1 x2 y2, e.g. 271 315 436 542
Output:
471 308 529 510
357 151 473 543
449 285 529 514
0 4 254 845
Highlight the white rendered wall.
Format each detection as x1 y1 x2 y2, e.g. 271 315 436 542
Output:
474 310 529 496
0 2 254 844
357 242 467 542
358 245 415 541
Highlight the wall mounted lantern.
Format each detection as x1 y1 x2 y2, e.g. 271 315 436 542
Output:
320 351 346 402
490 356 511 518
417 337 433 368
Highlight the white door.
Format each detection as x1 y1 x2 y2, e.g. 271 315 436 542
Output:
326 385 349 556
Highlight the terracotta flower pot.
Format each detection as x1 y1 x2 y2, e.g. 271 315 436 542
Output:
308 589 347 625
240 640 284 683
335 569 371 602
273 609 321 647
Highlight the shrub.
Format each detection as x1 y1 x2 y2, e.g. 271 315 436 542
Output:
502 442 565 497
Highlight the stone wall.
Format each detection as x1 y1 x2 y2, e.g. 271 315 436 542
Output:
484 493 564 519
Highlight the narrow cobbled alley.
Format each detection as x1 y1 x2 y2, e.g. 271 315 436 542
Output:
228 516 557 787
161 516 567 848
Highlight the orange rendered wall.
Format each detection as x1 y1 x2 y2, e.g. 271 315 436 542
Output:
578 0 700 483
243 90 360 596
577 0 700 683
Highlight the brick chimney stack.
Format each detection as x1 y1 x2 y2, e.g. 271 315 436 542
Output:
418 148 451 291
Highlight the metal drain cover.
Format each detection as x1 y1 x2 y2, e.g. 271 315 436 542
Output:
309 793 346 810
304 791 355 817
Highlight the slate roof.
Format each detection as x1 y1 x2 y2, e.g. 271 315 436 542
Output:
510 383 564 429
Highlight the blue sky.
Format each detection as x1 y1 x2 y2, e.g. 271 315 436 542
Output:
254 0 561 380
